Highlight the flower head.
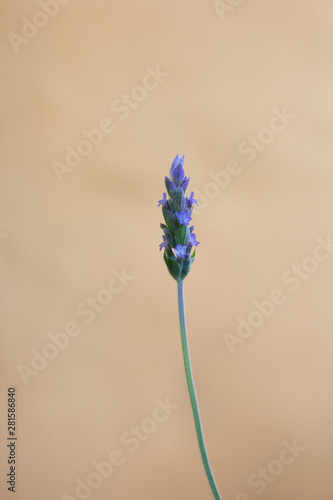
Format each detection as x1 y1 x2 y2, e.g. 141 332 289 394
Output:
158 154 200 281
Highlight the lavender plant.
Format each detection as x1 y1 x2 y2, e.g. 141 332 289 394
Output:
158 154 223 500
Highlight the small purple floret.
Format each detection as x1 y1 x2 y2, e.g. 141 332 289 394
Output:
188 191 199 208
157 192 168 207
191 232 200 247
159 235 168 251
174 244 187 257
178 211 192 225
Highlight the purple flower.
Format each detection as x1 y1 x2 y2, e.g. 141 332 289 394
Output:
170 154 185 186
190 232 200 247
159 154 199 281
188 191 199 208
157 192 168 207
159 235 168 251
174 244 187 257
178 211 192 225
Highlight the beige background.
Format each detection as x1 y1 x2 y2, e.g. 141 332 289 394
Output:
1 1 333 499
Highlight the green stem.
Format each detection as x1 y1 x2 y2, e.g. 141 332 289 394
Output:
177 280 222 500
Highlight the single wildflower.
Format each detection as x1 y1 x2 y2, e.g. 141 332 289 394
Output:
157 155 223 500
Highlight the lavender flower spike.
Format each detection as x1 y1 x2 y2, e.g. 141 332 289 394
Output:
158 154 199 282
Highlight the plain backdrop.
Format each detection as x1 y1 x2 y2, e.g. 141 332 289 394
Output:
1 1 333 499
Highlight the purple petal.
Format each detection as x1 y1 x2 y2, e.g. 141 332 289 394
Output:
174 244 187 257
191 232 200 247
170 154 185 185
159 235 168 251
157 192 168 207
188 191 199 208
178 211 192 225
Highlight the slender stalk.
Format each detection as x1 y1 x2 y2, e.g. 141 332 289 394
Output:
177 280 222 500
